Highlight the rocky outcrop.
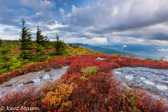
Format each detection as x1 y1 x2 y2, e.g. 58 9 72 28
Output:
0 66 69 99
113 67 168 104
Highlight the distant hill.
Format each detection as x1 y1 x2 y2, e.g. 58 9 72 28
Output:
100 44 158 55
73 43 151 59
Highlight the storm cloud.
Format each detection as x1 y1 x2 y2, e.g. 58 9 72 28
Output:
64 0 168 31
61 0 168 44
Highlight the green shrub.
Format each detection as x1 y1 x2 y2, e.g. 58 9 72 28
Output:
81 66 98 76
35 44 48 62
63 50 71 56
47 52 55 56
79 76 87 80
146 58 153 61
54 35 67 56
69 44 79 49
0 38 4 47
113 53 122 56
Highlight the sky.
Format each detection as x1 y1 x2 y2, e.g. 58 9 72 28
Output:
0 0 168 46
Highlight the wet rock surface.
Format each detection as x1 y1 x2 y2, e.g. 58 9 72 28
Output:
113 67 168 104
0 66 69 99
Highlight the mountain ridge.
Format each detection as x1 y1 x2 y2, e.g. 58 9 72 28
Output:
73 43 154 59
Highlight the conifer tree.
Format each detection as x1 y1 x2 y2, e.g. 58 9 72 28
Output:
19 19 34 60
54 35 66 55
35 44 46 62
43 35 49 47
36 26 49 47
36 26 42 45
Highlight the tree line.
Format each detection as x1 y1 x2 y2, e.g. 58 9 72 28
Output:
0 19 67 60
0 19 67 73
20 19 67 60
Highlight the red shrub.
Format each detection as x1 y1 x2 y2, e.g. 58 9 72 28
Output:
1 54 168 111
0 56 75 84
67 58 97 74
98 62 120 73
70 72 112 111
105 55 168 69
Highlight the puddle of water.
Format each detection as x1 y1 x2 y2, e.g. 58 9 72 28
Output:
125 75 134 81
144 80 154 85
156 85 167 90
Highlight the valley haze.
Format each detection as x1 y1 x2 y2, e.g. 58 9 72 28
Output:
74 43 168 60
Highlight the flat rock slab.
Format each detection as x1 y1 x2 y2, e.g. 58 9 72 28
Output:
0 66 69 99
113 67 168 104
96 57 105 60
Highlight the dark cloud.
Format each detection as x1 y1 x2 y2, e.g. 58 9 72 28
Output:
100 14 168 33
150 32 168 40
61 0 168 43
64 0 168 32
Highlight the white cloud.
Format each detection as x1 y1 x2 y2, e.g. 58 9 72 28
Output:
63 37 107 45
0 24 20 40
47 22 68 30
91 37 107 44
